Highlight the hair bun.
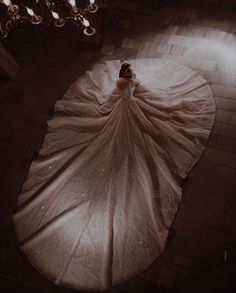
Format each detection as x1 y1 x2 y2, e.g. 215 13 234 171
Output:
120 62 131 71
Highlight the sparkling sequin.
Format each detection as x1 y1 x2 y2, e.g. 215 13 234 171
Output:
13 59 215 291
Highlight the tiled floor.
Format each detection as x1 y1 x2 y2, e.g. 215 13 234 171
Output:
1 0 236 292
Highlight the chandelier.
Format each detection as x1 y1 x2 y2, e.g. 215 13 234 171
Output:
0 0 99 40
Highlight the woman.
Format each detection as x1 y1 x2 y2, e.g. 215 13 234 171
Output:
117 62 140 88
13 59 215 291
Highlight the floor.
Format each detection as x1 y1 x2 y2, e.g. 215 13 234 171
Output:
0 0 236 292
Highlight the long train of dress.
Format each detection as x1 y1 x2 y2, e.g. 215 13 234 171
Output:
13 58 215 291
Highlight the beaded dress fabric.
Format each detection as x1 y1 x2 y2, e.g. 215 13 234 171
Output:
13 59 215 290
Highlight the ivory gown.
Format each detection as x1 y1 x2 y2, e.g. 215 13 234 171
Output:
13 59 215 291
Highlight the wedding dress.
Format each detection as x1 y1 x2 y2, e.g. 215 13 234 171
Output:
13 59 215 291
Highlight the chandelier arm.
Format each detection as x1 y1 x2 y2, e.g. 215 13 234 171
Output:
0 0 99 39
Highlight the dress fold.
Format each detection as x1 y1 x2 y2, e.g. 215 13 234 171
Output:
13 58 215 290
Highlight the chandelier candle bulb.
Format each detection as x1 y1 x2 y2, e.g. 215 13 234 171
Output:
51 11 65 27
88 0 98 13
83 18 90 28
83 18 96 36
68 0 78 14
45 0 54 9
51 11 59 19
26 7 42 24
0 0 99 40
3 0 11 6
3 0 17 14
26 7 35 16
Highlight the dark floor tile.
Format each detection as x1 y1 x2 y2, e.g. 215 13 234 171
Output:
175 273 211 293
209 266 229 292
155 268 178 290
176 203 208 224
172 218 204 242
201 244 225 266
114 276 158 293
167 234 202 259
0 273 48 293
208 134 236 154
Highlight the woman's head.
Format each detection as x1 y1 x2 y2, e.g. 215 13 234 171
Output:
119 62 133 78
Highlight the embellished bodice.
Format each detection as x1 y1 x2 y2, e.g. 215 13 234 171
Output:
117 81 135 101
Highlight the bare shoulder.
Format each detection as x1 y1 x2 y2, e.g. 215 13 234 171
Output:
116 78 129 89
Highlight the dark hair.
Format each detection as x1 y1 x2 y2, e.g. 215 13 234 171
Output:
119 62 131 77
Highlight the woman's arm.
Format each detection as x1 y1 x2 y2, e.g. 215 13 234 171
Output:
116 77 140 89
132 78 141 87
